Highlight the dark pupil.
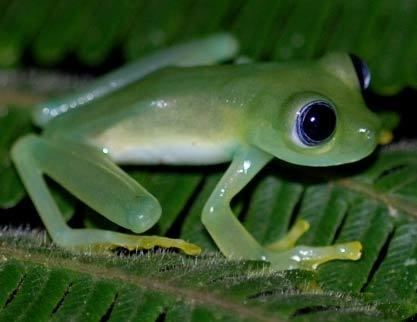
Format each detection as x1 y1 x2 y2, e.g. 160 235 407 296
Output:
297 101 336 146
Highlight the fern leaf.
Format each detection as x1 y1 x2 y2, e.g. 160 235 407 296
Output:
1 1 417 92
1 231 393 322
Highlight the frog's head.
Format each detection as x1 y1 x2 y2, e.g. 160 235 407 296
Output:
249 53 382 167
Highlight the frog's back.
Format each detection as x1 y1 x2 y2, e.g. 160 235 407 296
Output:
43 64 278 165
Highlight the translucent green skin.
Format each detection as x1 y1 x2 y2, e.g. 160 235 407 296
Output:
44 55 379 167
12 34 380 270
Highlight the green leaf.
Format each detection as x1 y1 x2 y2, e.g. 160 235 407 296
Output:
0 232 389 322
0 107 32 208
316 200 393 292
366 223 417 319
181 173 222 251
130 168 203 235
244 173 304 244
1 1 417 92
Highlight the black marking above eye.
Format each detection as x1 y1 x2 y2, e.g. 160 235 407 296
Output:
296 101 336 146
349 54 371 90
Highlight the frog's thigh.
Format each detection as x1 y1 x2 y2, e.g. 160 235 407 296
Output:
15 134 161 232
85 32 238 96
33 33 238 126
11 134 200 254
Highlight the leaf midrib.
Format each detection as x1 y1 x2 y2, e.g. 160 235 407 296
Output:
335 178 417 218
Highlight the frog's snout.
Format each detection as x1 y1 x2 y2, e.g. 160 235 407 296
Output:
357 110 385 148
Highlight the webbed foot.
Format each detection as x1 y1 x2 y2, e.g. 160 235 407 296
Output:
263 219 362 270
265 241 362 271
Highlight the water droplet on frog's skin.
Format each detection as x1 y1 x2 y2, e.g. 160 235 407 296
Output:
291 255 301 262
243 160 251 174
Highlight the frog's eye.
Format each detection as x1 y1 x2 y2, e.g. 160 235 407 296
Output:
296 100 336 146
349 54 371 90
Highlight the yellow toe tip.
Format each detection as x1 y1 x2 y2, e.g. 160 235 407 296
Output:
344 241 362 260
183 244 202 256
298 219 310 231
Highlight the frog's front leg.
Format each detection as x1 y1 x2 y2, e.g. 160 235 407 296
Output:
202 147 362 270
11 134 200 255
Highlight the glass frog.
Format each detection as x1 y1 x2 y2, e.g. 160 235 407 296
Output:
11 34 382 270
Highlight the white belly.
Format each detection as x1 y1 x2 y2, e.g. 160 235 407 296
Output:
97 138 237 165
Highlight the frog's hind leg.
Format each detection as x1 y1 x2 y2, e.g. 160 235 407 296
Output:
11 134 200 255
33 33 239 127
263 219 362 270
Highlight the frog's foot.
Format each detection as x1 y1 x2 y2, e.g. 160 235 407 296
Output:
262 219 362 270
265 241 362 271
62 229 201 255
265 219 310 251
